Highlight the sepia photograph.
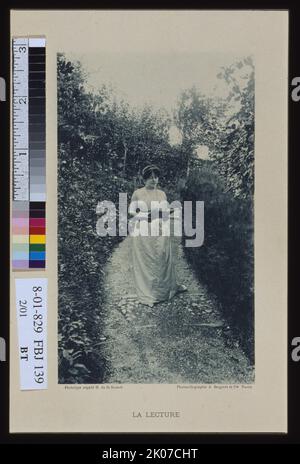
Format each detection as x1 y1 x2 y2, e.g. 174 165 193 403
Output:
57 49 255 385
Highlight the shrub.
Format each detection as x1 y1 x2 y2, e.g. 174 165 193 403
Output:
182 162 254 362
58 153 133 383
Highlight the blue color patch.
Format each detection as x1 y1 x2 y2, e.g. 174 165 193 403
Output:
29 251 45 261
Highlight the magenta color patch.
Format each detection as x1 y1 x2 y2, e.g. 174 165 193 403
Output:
29 218 46 227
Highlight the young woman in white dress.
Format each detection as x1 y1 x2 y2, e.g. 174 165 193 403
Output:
129 164 187 307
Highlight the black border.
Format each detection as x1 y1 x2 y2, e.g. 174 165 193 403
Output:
1 1 299 447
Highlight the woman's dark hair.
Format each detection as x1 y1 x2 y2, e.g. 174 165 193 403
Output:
142 164 160 180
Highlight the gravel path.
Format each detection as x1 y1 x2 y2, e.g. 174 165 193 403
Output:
101 236 254 384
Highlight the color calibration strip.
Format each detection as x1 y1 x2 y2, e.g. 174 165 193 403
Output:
12 38 46 270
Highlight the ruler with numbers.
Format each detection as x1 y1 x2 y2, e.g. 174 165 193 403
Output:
12 37 46 270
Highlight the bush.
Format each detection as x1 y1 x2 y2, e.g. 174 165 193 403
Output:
182 162 254 362
58 151 134 383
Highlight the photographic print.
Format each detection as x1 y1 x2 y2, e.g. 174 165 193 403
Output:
57 49 255 385
10 9 288 433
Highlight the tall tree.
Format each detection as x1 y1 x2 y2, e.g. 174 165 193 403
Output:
213 56 255 198
174 56 255 199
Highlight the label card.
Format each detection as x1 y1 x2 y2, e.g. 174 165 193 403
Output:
15 278 47 390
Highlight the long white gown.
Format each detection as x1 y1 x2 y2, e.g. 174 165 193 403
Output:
129 186 179 306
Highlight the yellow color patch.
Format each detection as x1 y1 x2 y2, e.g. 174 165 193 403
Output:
30 234 46 244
